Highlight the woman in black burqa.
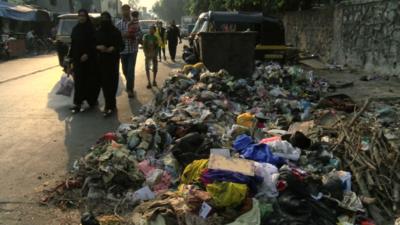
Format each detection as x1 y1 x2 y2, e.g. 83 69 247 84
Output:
69 9 100 113
95 12 124 117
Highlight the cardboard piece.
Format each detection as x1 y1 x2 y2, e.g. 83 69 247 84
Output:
208 154 255 176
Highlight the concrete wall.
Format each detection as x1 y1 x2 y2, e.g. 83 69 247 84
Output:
283 0 400 75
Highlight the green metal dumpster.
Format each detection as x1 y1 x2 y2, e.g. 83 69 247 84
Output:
198 31 258 77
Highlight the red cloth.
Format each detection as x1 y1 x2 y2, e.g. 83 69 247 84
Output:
128 19 139 40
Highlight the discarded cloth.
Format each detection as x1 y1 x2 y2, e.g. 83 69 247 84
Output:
206 182 248 208
180 159 208 185
200 169 262 194
233 134 286 166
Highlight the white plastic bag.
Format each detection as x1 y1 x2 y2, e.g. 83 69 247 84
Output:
116 73 124 97
56 73 74 97
254 162 279 199
267 140 301 161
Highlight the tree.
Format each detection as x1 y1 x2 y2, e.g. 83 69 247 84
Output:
152 0 186 22
128 0 139 8
183 0 317 16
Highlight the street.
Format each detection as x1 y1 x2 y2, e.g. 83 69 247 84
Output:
0 46 183 224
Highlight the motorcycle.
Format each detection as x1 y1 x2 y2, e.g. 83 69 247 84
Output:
0 35 10 60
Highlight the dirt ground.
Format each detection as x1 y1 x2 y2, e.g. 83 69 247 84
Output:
302 64 400 104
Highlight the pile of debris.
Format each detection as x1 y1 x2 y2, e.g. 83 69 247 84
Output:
41 62 399 225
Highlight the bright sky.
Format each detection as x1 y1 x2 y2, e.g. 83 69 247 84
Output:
121 0 157 10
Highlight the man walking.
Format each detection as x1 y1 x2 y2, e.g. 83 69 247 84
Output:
167 20 181 62
115 4 139 98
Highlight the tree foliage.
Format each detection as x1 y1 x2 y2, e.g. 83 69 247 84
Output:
152 0 322 20
128 0 139 8
152 0 186 22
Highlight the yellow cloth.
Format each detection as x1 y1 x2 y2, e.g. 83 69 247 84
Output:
182 62 205 74
206 182 248 208
193 62 205 70
236 112 255 128
180 159 208 185
155 28 166 48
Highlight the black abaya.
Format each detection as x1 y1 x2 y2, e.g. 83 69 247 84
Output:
95 17 124 111
69 12 100 106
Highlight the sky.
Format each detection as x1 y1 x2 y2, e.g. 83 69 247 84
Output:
121 0 157 10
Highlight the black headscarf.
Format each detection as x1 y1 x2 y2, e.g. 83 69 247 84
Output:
69 9 95 62
99 12 113 31
71 9 94 41
95 11 124 55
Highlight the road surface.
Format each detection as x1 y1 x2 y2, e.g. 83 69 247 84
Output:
0 46 184 224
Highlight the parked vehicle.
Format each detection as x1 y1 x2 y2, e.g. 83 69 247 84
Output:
139 20 158 36
181 16 196 37
0 35 10 60
55 13 101 68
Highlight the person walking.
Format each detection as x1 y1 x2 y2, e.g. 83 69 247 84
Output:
95 12 124 117
166 20 181 62
143 26 159 89
68 9 99 114
155 21 167 61
115 4 139 98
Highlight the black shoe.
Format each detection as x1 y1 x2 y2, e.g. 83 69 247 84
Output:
89 101 99 108
146 83 151 89
152 81 157 87
127 90 135 98
70 105 81 114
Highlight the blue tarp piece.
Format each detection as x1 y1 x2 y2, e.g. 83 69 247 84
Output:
233 134 286 166
0 2 48 21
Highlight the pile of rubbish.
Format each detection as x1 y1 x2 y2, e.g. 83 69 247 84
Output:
41 62 399 225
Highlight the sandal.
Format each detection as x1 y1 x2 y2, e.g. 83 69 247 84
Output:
70 105 81 114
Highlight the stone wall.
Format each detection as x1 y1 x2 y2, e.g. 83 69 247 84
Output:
283 7 335 62
283 0 400 75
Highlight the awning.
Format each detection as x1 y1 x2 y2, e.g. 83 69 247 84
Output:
0 1 50 22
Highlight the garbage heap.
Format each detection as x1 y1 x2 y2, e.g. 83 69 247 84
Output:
42 63 398 225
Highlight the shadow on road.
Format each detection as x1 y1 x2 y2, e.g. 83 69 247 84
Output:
47 78 122 168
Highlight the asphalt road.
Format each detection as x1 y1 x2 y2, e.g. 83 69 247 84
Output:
0 46 184 224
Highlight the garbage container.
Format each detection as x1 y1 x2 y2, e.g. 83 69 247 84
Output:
198 32 257 77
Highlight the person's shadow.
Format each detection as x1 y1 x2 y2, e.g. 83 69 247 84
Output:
47 77 121 169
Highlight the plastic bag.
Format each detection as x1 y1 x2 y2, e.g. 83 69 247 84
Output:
56 74 74 97
226 199 261 225
254 162 279 198
236 113 255 128
206 182 247 208
266 141 301 161
116 73 124 97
